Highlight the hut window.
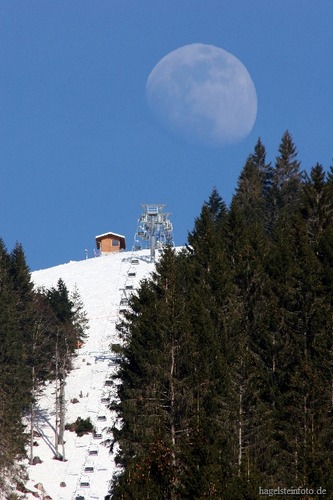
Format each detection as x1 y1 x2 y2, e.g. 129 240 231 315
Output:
112 239 119 246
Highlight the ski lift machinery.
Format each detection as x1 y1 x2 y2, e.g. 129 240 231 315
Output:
134 204 174 262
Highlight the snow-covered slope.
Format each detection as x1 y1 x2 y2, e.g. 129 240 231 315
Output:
24 249 156 500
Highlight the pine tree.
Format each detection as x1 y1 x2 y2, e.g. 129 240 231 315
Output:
112 247 232 498
187 188 231 314
110 137 333 496
71 284 89 348
302 163 333 245
0 240 31 489
267 131 303 231
45 279 88 459
187 187 227 274
113 249 189 498
251 137 273 197
9 242 36 396
226 173 277 490
0 241 90 485
231 139 271 229
267 213 333 487
9 242 34 298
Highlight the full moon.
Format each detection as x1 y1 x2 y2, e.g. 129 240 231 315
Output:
146 43 257 147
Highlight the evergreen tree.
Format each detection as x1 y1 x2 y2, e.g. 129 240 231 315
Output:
0 241 89 485
231 138 271 229
302 163 333 245
0 240 31 489
45 279 88 458
9 242 36 393
187 188 230 310
112 247 232 498
110 135 333 497
71 284 89 348
267 131 303 230
227 173 277 491
187 187 227 273
46 278 87 362
252 137 273 197
9 242 34 298
266 213 333 487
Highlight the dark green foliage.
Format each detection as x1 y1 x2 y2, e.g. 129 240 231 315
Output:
65 417 94 436
0 241 35 491
113 247 233 498
231 138 270 228
71 284 89 344
302 163 333 245
47 278 74 324
111 133 333 498
76 417 93 435
266 131 303 232
44 278 88 375
0 241 89 490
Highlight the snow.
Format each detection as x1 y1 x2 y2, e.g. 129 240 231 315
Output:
95 232 125 240
24 249 157 500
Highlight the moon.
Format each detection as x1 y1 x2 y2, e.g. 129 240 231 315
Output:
146 43 257 147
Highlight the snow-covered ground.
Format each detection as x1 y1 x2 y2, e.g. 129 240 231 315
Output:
24 249 156 500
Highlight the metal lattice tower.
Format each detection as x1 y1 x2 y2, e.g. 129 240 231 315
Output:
134 204 174 262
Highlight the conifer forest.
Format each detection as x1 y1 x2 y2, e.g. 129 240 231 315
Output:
2 131 333 498
0 243 88 494
112 132 333 499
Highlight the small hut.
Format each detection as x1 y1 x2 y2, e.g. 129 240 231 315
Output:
95 232 126 255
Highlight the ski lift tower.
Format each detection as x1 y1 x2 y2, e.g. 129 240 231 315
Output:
134 204 174 262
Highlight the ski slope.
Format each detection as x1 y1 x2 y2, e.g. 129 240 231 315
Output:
24 249 156 500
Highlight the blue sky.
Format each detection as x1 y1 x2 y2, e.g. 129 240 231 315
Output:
1 1 333 270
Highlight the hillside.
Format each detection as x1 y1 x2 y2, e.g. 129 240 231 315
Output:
24 249 156 500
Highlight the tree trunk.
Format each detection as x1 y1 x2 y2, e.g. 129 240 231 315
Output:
170 343 178 499
29 366 35 465
238 384 243 476
54 330 60 457
58 375 66 461
170 344 176 466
